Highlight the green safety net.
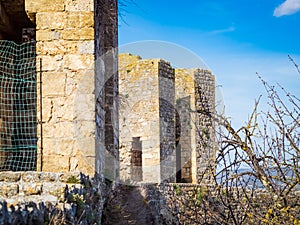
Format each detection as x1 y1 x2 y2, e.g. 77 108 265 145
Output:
0 41 37 171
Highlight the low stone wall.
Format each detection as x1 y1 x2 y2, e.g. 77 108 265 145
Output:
0 173 216 225
158 183 215 224
140 183 217 225
100 182 213 225
0 171 107 225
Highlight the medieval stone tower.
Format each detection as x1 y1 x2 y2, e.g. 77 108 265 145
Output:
0 0 215 185
119 54 176 183
0 0 119 178
119 53 216 184
0 1 218 223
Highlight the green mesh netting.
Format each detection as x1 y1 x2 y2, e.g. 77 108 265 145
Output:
0 41 37 171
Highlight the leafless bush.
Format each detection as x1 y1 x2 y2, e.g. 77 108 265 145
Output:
164 57 300 225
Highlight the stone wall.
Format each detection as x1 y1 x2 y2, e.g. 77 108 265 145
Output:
157 183 217 224
175 68 215 184
25 0 95 175
194 69 216 184
119 54 216 184
94 0 119 181
119 54 175 183
23 0 119 178
0 171 107 225
158 61 176 183
175 69 197 183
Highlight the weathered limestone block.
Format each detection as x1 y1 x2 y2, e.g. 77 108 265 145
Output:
43 121 74 138
74 94 95 121
43 138 75 156
76 69 95 94
64 54 94 70
62 28 94 40
54 96 75 121
26 0 66 13
37 40 77 55
40 55 63 71
65 0 94 12
42 182 66 198
66 12 94 28
36 30 59 41
42 155 70 172
38 97 52 123
0 172 21 182
36 12 66 30
42 72 66 96
70 156 95 174
75 121 94 137
23 183 43 195
78 40 94 54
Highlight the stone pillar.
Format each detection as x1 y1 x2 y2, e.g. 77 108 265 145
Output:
25 0 118 177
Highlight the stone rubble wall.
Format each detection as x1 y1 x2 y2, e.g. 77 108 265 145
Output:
194 69 216 184
0 171 107 225
136 183 216 225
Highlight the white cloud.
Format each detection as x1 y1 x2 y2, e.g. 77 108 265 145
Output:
273 0 300 17
209 26 235 35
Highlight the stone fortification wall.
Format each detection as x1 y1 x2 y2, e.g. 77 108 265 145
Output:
119 54 161 183
175 68 215 184
158 61 176 182
24 0 119 178
194 69 215 184
119 54 215 184
0 171 107 225
94 0 119 182
175 69 197 183
25 0 95 175
119 53 176 183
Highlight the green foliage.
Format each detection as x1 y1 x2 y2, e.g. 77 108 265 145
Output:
196 188 203 206
66 175 80 184
175 184 181 196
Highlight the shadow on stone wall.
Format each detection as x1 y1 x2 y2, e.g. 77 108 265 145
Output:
0 172 108 225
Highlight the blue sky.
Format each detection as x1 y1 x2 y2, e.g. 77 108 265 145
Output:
118 0 300 127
